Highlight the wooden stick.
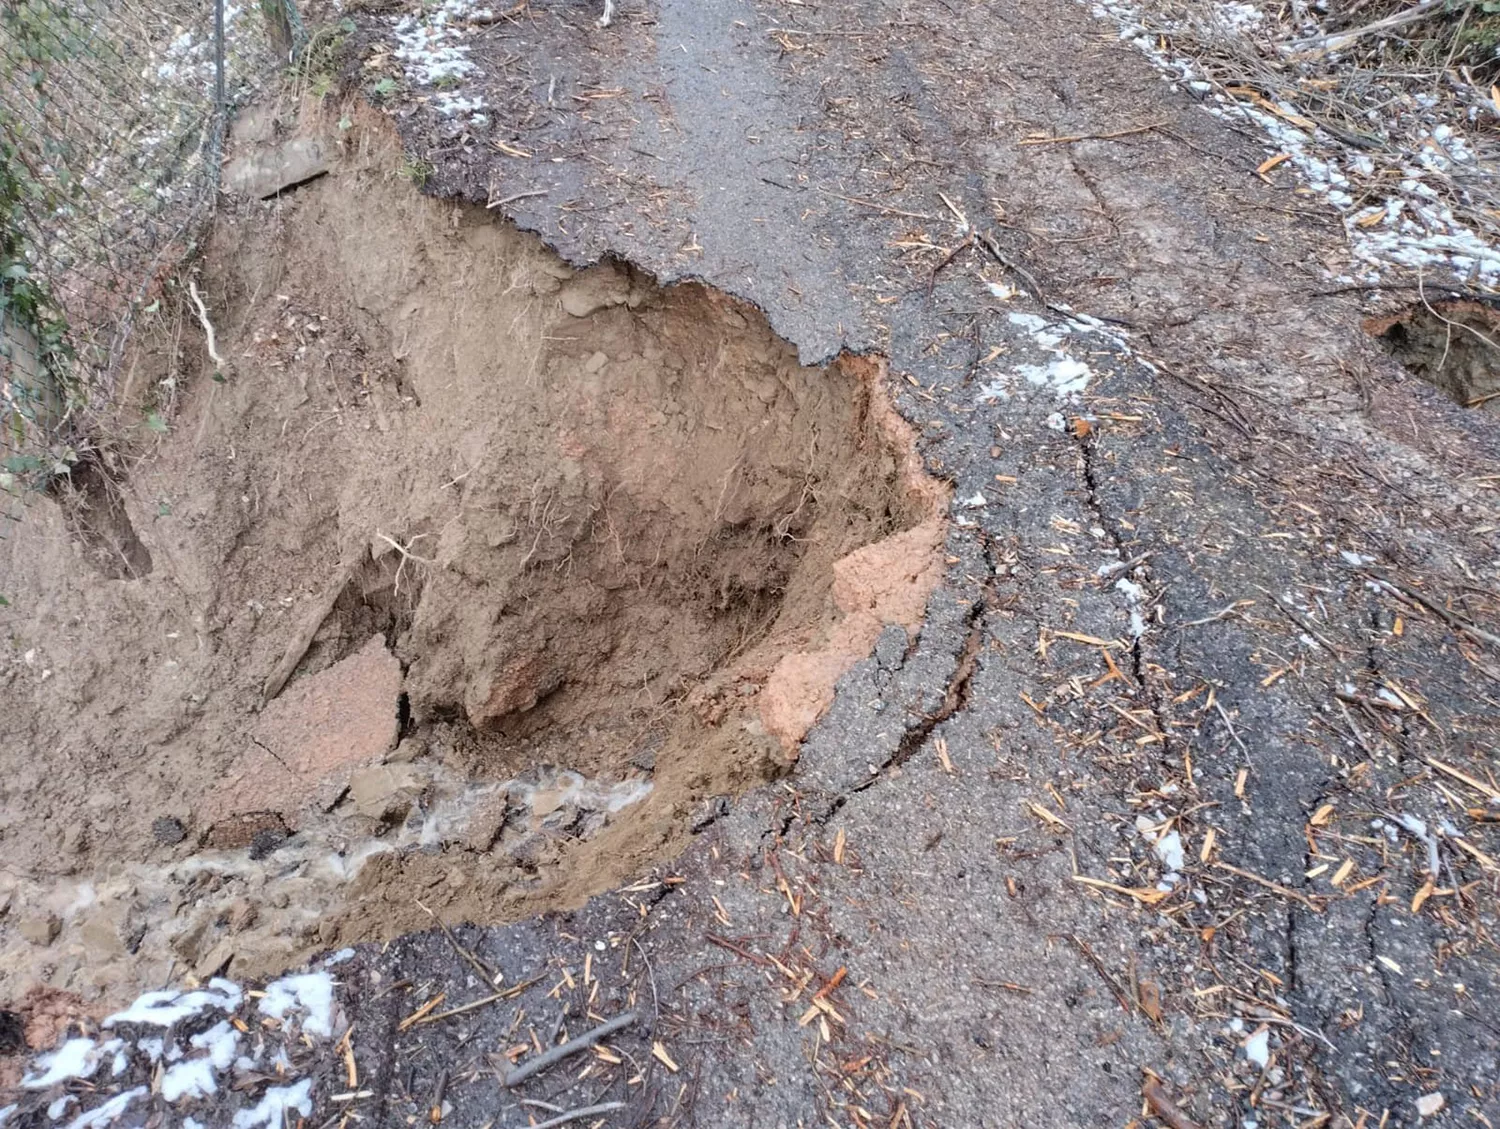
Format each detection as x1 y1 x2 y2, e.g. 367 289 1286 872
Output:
414 976 546 1026
417 899 501 986
1067 934 1134 1014
1286 0 1455 52
261 562 355 702
1143 1078 1203 1129
1017 121 1168 146
1213 862 1323 912
528 1104 627 1129
816 187 935 221
503 1011 638 1087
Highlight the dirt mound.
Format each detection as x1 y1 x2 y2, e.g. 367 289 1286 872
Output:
0 110 944 1011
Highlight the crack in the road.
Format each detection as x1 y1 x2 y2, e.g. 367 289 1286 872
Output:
1074 430 1177 754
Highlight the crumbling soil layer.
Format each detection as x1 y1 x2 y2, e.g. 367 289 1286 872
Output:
1365 299 1500 410
0 115 944 1014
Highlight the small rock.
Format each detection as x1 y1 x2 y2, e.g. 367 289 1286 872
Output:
1416 1093 1445 1118
222 138 328 199
348 764 424 822
77 907 127 960
583 351 609 374
194 938 236 981
152 815 188 846
225 898 259 934
172 917 212 965
385 736 426 765
530 788 566 819
558 266 630 318
462 787 514 853
20 912 62 946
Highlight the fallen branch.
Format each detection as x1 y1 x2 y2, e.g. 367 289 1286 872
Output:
1362 570 1500 651
1017 120 1169 146
1285 0 1466 53
261 562 355 702
816 187 935 221
1213 861 1323 912
530 1104 627 1129
503 1011 639 1087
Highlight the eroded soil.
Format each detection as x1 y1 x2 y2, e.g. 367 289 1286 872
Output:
0 115 944 1013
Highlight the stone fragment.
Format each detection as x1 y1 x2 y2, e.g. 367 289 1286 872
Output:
222 138 329 199
18 913 61 947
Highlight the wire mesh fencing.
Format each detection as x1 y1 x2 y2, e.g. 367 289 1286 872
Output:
0 0 303 539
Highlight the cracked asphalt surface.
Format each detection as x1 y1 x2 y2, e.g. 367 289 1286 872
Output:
332 0 1500 1117
7 0 1499 1126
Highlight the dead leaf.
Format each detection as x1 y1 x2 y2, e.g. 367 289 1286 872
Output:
1137 980 1163 1023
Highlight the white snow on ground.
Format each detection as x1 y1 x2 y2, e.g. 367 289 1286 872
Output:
15 971 341 1128
22 1039 123 1090
102 979 242 1028
1085 0 1500 287
61 1088 147 1129
258 972 337 1039
392 0 493 120
161 1059 218 1103
231 1080 314 1129
976 308 1133 404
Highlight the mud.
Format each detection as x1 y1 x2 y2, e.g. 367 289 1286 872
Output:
1365 298 1500 410
0 112 944 1015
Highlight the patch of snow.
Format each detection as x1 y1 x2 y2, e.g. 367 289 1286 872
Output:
24 1039 108 1089
962 492 988 509
47 1096 77 1121
136 1037 164 1063
1045 412 1067 432
1086 0 1500 286
190 1021 240 1071
1155 830 1186 871
103 979 242 1028
62 1088 147 1129
162 1058 218 1103
109 1047 128 1077
974 378 1011 404
231 1080 314 1129
392 0 489 116
1016 357 1093 398
324 947 357 966
259 972 336 1039
0 1105 17 1128
1243 1027 1271 1068
1007 311 1051 333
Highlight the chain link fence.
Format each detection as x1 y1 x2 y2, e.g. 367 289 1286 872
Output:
0 0 303 540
